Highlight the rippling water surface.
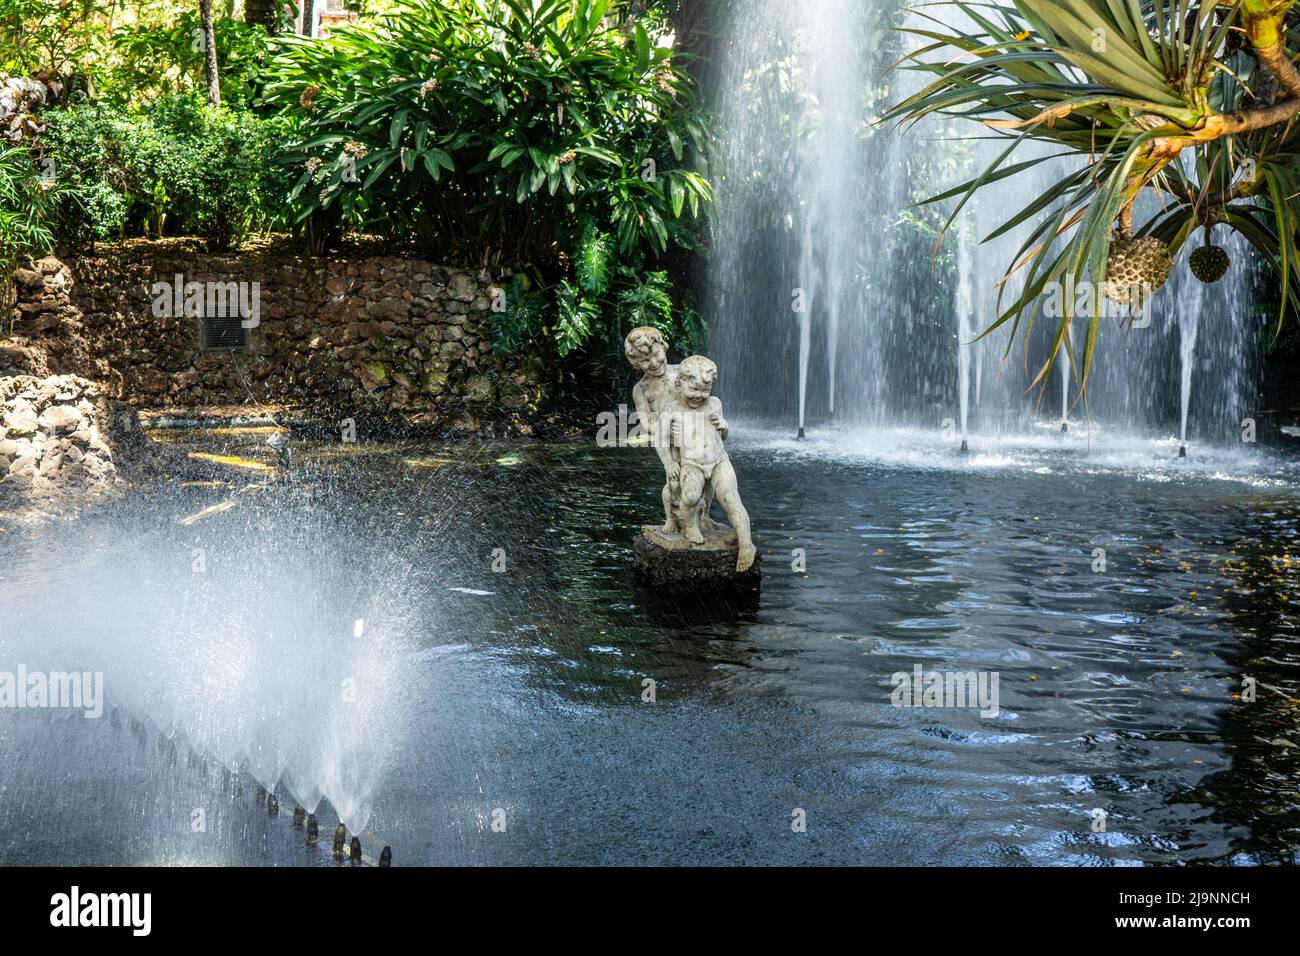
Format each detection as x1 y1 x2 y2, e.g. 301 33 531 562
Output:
2 424 1299 865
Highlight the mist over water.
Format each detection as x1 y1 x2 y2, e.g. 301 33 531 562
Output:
0 476 425 836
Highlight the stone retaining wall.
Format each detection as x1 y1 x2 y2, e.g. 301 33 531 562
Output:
6 241 548 431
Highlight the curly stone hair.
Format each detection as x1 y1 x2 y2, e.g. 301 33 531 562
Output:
624 326 665 361
677 354 717 386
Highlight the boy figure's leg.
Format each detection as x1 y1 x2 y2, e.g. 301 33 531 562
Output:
677 465 707 544
711 458 756 571
699 485 716 533
661 479 680 532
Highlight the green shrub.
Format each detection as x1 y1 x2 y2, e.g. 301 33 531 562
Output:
264 0 712 365
38 96 291 250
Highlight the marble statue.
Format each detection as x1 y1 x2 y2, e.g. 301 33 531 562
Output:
669 355 755 572
624 327 681 531
624 326 756 575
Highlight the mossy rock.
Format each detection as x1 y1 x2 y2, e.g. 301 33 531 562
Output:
464 374 496 403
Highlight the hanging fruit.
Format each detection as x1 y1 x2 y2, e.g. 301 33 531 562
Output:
1189 224 1230 284
1104 235 1173 306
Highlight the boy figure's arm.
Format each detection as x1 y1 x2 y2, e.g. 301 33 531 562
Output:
634 381 679 480
707 396 728 442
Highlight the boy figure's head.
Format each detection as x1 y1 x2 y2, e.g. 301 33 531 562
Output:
624 327 668 377
676 355 717 409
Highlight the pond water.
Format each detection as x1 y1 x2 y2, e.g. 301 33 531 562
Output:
1 425 1298 865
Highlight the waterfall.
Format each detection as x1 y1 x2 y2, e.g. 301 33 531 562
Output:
706 0 1261 447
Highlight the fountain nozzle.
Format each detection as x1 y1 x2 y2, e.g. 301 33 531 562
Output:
306 813 319 845
1178 444 1187 458
796 427 805 441
291 806 305 830
267 793 279 817
379 846 392 867
267 430 291 467
350 837 362 865
958 439 969 455
1061 421 1068 433
333 824 347 856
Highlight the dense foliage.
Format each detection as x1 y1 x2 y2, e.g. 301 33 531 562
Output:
1 0 712 375
263 0 713 361
38 95 291 250
0 1 278 107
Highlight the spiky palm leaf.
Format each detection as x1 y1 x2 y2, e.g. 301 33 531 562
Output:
887 0 1300 391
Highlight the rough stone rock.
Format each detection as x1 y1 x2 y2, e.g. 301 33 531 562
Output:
0 373 180 519
633 529 762 590
449 272 477 301
464 374 496 403
4 403 37 435
38 404 82 434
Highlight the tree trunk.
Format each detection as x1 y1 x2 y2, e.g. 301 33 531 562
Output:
301 0 316 37
199 0 220 107
244 0 279 33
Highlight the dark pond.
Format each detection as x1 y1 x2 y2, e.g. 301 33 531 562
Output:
1 425 1298 865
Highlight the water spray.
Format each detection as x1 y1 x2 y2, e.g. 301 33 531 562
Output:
349 837 362 865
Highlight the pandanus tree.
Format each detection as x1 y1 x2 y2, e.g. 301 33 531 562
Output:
887 1 1300 392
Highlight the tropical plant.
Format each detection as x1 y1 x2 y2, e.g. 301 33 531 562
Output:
102 14 277 109
0 0 107 88
0 1 278 109
887 1 1300 393
0 141 57 335
263 0 712 362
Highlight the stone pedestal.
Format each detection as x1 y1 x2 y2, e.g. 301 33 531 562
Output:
633 523 761 589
